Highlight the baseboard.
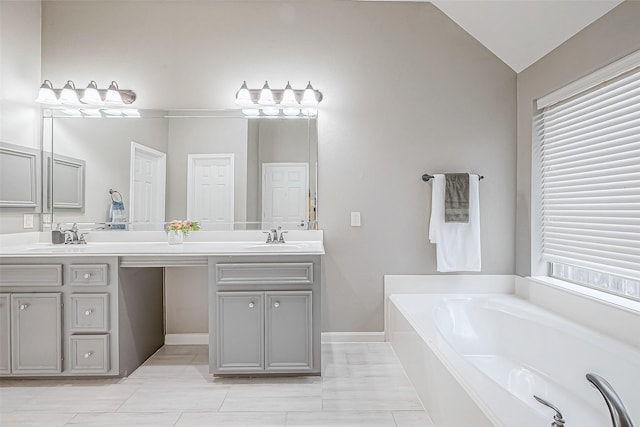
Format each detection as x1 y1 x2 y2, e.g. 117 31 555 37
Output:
321 332 385 343
164 332 384 345
164 333 209 345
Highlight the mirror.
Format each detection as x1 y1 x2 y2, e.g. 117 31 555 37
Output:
44 110 318 231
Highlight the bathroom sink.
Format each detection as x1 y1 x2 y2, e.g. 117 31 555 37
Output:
244 243 306 252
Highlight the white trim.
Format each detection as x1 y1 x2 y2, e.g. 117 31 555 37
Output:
187 153 235 230
321 332 385 343
164 333 209 345
537 48 640 109
129 141 166 229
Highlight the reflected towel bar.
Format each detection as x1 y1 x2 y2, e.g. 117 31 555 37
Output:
422 174 484 182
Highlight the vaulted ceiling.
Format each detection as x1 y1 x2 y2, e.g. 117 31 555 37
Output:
367 0 623 72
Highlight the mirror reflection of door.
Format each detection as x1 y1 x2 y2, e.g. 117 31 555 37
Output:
129 142 166 230
262 163 309 230
187 154 235 231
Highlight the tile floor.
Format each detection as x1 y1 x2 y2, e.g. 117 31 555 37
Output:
0 343 434 426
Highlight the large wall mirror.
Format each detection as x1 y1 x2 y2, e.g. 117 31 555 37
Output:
44 110 318 231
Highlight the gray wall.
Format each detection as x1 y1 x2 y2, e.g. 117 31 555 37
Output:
51 118 170 225
166 117 248 224
0 0 42 233
515 1 640 277
41 0 517 332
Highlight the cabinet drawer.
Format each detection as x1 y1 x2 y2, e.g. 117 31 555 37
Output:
216 263 313 286
69 294 109 332
69 335 109 374
0 265 62 287
67 264 108 286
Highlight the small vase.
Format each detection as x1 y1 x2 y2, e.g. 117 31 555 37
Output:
167 230 184 245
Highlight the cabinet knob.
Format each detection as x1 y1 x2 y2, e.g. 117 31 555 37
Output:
83 273 91 279
274 301 280 308
84 352 92 359
19 304 28 310
248 302 255 308
85 309 93 316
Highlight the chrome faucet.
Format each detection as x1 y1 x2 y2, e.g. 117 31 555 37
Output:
63 223 87 244
263 226 287 244
586 373 635 427
534 395 566 427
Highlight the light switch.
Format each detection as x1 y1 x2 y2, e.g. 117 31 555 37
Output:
23 214 34 229
351 212 361 227
42 213 52 224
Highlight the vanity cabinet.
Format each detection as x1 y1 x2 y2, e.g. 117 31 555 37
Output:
0 294 11 374
210 256 321 376
10 293 62 374
0 258 164 378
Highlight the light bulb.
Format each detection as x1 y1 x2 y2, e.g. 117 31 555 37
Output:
262 107 279 116
301 81 318 107
105 81 124 105
281 81 298 107
283 107 300 116
80 109 102 117
81 81 102 104
258 81 275 106
102 108 123 116
60 80 80 105
35 80 59 104
242 108 260 116
235 81 254 107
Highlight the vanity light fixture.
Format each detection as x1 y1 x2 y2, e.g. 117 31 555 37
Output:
258 81 276 106
35 80 137 106
105 81 124 105
60 80 80 105
234 80 323 117
80 81 101 104
35 80 59 104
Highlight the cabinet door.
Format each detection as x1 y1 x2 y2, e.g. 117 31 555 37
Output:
0 294 10 374
11 293 62 374
216 292 264 372
265 291 312 371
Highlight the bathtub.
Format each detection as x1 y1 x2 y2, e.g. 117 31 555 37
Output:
387 293 640 427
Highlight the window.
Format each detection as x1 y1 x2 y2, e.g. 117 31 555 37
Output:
535 50 640 301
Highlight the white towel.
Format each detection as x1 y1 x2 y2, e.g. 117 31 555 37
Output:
429 174 481 272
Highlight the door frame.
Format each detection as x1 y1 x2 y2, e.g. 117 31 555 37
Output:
187 153 235 226
261 162 309 229
128 141 166 229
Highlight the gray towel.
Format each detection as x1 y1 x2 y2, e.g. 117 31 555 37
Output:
444 173 469 223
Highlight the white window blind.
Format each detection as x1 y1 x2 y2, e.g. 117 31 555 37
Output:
538 64 640 283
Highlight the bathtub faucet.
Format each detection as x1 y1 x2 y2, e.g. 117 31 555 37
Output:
586 373 634 427
534 395 566 427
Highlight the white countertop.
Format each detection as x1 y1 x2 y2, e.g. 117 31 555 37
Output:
0 231 325 258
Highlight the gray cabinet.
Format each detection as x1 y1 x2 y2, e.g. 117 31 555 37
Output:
216 292 264 372
11 293 62 374
210 257 321 376
0 294 10 374
265 291 312 372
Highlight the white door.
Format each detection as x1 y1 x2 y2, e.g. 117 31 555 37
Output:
129 142 166 230
262 163 309 230
187 154 234 230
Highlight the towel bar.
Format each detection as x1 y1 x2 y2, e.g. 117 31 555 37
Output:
422 174 484 182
